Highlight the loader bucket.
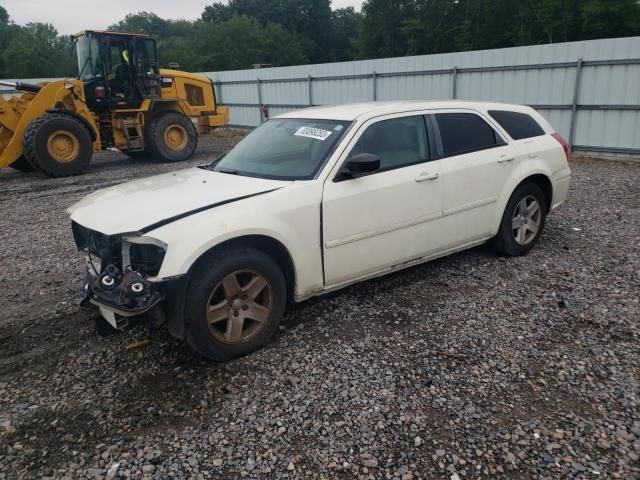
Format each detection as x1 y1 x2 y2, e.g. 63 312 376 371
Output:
0 81 72 170
0 93 29 169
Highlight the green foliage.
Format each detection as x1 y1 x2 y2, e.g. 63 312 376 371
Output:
203 0 333 63
0 22 74 78
1 1 639 78
328 7 361 62
356 0 640 58
0 6 9 25
164 17 308 71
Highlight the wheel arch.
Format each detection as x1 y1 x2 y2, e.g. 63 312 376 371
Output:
146 100 188 120
187 234 296 306
45 108 97 141
516 173 553 213
491 170 553 236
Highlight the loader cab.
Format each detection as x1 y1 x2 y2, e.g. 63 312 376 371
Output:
74 31 161 112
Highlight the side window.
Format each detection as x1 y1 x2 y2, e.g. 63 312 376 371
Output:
488 110 545 140
349 116 428 171
432 113 504 158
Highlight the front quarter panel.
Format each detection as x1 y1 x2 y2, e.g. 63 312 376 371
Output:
149 182 324 298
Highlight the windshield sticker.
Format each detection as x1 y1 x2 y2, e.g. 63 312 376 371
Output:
294 127 333 141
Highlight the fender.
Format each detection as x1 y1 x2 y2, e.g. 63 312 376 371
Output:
46 108 98 141
149 184 325 298
491 162 553 234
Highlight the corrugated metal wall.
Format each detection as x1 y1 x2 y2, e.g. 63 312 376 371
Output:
204 36 640 156
2 37 638 156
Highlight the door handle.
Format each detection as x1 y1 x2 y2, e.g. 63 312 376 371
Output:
497 157 515 164
415 172 439 182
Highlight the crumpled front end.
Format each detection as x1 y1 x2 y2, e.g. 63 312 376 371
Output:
72 221 184 333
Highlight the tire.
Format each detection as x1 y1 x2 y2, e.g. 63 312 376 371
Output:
146 112 198 162
23 113 93 177
490 182 547 256
9 155 36 172
185 246 287 361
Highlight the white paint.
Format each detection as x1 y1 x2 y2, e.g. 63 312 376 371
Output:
69 100 570 304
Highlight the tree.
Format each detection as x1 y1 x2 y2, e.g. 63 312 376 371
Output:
402 0 460 55
202 3 233 23
2 1 640 78
354 0 416 59
109 12 170 38
0 6 9 25
327 7 361 62
2 23 74 78
203 0 332 63
579 0 640 39
175 16 308 72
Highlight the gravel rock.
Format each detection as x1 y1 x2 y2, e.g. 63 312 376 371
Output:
0 153 638 479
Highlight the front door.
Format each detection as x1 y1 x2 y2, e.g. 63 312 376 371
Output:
322 114 445 285
105 37 139 109
132 37 161 99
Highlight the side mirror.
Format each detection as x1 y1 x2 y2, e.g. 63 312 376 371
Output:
337 153 380 181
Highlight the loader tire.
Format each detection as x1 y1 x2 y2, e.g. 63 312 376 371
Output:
147 112 198 162
23 113 93 177
10 156 36 172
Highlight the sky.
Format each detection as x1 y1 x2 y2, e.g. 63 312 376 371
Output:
1 0 364 35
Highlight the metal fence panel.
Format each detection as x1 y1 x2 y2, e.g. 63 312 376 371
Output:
3 37 640 155
203 36 640 156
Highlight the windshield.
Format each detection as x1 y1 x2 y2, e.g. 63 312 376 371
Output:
209 118 351 180
76 36 103 82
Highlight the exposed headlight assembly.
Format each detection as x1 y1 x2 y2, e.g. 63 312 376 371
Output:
121 236 167 277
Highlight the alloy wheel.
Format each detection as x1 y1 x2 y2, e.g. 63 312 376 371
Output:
205 270 273 344
512 195 542 245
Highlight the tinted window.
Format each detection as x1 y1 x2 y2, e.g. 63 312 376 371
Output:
349 116 428 171
489 110 545 140
434 113 502 157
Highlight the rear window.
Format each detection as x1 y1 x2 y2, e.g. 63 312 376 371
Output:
488 110 545 140
434 113 503 157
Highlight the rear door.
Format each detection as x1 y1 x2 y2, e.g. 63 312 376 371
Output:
322 114 446 285
426 110 524 246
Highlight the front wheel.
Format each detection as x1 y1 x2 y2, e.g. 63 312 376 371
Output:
490 183 547 256
23 113 93 177
185 247 287 361
146 112 198 162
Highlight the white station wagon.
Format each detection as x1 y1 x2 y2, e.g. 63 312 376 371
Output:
69 101 571 360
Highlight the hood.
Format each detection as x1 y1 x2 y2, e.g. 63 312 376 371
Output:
68 168 291 235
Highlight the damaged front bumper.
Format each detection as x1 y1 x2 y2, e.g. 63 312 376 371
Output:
82 261 187 337
73 221 188 338
83 263 165 323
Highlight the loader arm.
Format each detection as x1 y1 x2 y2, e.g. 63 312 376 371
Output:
0 80 98 170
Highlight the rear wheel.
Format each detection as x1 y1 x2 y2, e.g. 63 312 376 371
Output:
490 183 546 256
23 113 93 177
185 247 287 361
146 112 198 162
9 156 36 172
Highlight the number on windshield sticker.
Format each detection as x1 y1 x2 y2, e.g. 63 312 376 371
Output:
294 127 333 141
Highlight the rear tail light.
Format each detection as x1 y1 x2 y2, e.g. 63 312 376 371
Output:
95 86 106 98
551 133 570 160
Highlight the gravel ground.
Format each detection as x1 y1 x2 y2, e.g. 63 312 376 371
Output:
0 141 638 479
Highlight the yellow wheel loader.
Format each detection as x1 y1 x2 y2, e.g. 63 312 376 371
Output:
0 30 229 177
